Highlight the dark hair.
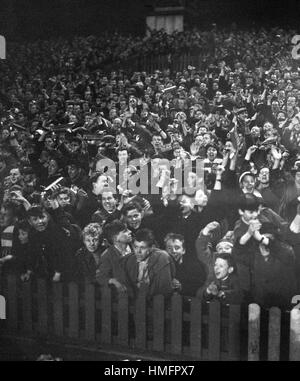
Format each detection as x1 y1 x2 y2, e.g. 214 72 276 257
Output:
122 201 143 216
26 205 47 218
133 228 156 247
90 171 106 186
164 233 185 248
238 193 261 212
55 187 71 197
17 219 31 232
216 253 237 273
103 220 127 244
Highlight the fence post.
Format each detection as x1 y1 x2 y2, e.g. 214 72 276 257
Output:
7 274 18 332
117 291 129 347
153 295 165 352
268 307 281 361
68 282 79 339
85 282 95 342
53 282 63 337
37 278 48 335
135 285 147 350
101 287 112 344
290 307 300 361
228 304 241 361
190 298 202 359
248 303 260 361
171 293 182 355
208 301 221 360
22 280 32 334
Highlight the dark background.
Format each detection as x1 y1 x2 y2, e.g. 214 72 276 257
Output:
0 0 300 41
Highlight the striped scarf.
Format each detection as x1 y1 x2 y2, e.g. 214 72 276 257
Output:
1 225 15 258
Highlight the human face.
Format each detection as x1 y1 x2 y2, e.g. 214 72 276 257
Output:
216 242 232 254
133 240 151 262
165 239 185 262
152 136 163 149
84 235 99 253
195 190 208 207
224 141 234 152
48 160 58 176
258 168 270 185
203 133 211 146
93 175 109 195
57 193 70 208
10 168 21 184
115 228 132 244
195 135 204 145
18 229 29 244
45 138 55 150
0 207 14 228
271 101 280 114
125 209 142 230
207 147 217 161
179 195 193 216
29 213 49 232
68 165 78 180
240 209 259 222
214 258 232 280
241 175 255 193
101 191 117 213
70 142 80 153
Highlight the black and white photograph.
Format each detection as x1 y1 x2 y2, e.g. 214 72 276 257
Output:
0 0 300 365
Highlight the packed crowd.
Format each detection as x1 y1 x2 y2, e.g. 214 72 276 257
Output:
0 27 300 310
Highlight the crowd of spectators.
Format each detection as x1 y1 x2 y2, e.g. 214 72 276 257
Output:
0 26 300 310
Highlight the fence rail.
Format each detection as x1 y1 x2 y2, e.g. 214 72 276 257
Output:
0 274 299 361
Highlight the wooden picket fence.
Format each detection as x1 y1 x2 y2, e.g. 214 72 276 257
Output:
0 274 300 361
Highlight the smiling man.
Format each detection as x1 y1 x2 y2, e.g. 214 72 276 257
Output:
91 188 121 227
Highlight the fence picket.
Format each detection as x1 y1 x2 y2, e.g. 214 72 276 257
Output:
171 293 182 355
290 308 300 361
228 304 241 360
37 278 47 334
208 301 221 360
7 274 18 331
4 273 300 361
190 298 202 359
135 287 147 350
85 282 95 342
101 287 111 344
117 292 128 347
248 304 260 361
21 280 32 334
68 282 79 338
268 307 281 361
153 295 164 352
53 282 63 337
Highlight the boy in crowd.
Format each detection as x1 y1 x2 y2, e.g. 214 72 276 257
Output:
96 220 132 293
196 253 244 305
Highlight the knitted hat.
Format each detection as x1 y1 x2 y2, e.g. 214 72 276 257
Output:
239 171 256 185
216 231 234 251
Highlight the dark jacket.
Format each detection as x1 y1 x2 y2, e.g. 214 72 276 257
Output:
124 248 174 298
96 245 129 289
27 220 66 278
74 246 102 283
196 273 244 305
